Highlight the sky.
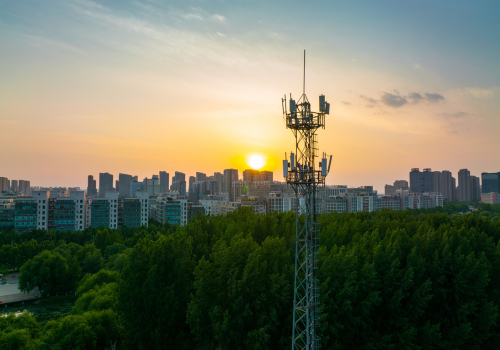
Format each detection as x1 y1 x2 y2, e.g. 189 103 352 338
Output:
1 0 499 192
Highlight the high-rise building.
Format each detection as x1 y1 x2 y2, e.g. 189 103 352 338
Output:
11 180 18 191
130 181 144 197
409 168 434 193
118 191 149 228
458 169 471 201
196 172 207 182
433 171 456 201
14 198 37 233
385 184 395 196
394 180 408 190
259 171 273 182
99 173 114 197
243 169 260 182
223 169 239 201
18 180 31 196
115 180 119 192
118 173 133 197
482 172 500 194
214 172 223 193
89 191 119 229
0 177 10 192
189 176 196 191
171 172 186 196
470 175 480 202
33 191 50 231
87 175 98 197
159 171 169 194
144 175 159 195
54 191 86 231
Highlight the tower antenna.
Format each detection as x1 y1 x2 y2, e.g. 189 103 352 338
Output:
303 50 306 95
282 52 331 350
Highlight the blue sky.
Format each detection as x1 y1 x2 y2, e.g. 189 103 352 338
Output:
1 0 499 191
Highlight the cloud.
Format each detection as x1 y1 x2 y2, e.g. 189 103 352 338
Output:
341 101 351 106
408 92 424 104
380 92 407 108
359 95 377 104
449 87 495 98
439 111 472 118
414 63 425 72
212 14 226 23
424 93 444 103
358 90 445 108
216 32 226 37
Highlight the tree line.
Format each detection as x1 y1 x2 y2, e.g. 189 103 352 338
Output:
2 202 500 349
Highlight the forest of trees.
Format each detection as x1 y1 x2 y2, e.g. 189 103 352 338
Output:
2 201 500 349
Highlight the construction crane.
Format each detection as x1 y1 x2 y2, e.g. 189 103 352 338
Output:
282 50 332 350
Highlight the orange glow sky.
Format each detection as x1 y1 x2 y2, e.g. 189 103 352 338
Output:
1 0 499 192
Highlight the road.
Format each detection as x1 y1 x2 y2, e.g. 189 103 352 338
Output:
0 273 40 304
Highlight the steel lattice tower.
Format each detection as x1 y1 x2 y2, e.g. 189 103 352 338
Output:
282 51 331 350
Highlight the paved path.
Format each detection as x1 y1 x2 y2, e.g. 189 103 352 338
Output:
0 274 40 304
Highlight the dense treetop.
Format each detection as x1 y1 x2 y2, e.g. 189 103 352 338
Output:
2 202 500 349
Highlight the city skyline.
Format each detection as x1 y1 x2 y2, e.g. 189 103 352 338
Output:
1 1 499 192
0 166 492 195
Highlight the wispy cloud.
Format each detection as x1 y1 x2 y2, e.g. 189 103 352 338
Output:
24 34 87 55
341 101 351 106
66 0 272 69
212 14 226 23
439 111 472 118
359 95 377 107
439 111 473 134
449 87 495 98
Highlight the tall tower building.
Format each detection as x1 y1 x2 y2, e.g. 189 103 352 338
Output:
189 176 196 189
470 175 480 201
409 168 434 193
11 180 18 191
243 169 260 182
433 171 456 201
458 169 471 201
19 180 31 195
170 172 186 196
259 170 273 182
0 177 10 192
99 173 114 197
214 172 224 193
87 175 98 197
118 173 133 197
224 169 239 201
159 171 169 194
196 172 207 182
482 172 500 194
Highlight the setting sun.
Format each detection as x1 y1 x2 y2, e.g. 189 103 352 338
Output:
246 154 266 170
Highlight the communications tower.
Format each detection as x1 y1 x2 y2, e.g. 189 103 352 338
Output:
282 51 332 350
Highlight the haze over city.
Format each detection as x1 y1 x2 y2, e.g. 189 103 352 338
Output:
1 0 499 192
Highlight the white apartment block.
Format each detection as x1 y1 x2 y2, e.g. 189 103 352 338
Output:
54 191 86 231
33 191 50 230
266 192 284 213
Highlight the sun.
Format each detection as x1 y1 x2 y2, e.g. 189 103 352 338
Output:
246 154 266 170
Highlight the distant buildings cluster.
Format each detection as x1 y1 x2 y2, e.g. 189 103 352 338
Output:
1 167 499 233
385 168 500 204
